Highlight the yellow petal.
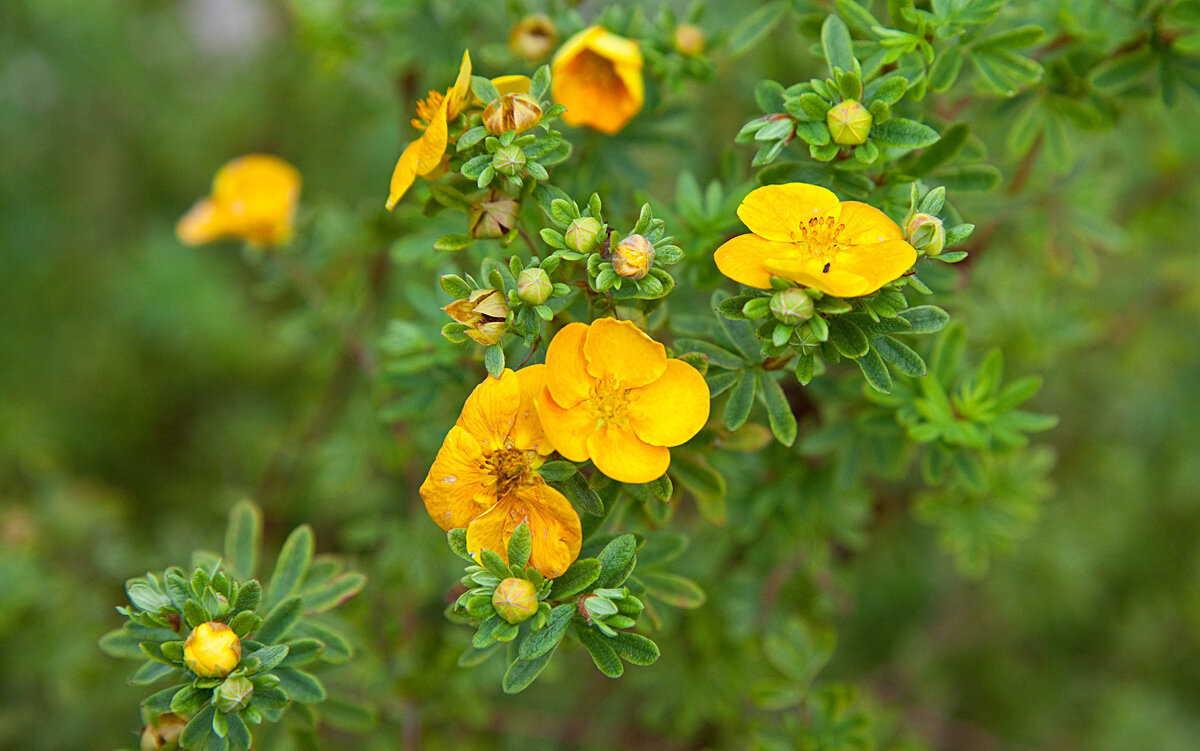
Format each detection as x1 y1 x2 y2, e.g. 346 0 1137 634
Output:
448 50 473 117
714 233 801 289
586 425 670 484
492 74 531 96
551 26 643 134
552 26 608 67
455 369 521 452
583 318 667 388
837 201 905 245
512 365 552 455
737 183 841 242
414 98 450 174
544 322 592 408
386 139 422 210
629 359 710 447
176 198 230 245
834 238 918 292
764 255 875 297
466 483 581 578
419 426 496 530
535 380 594 462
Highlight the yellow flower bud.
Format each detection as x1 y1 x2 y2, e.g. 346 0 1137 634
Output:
443 288 510 346
483 93 544 136
673 24 706 56
769 288 815 324
612 234 655 280
183 622 241 678
469 191 519 239
904 212 946 256
509 14 557 61
492 577 539 624
214 676 254 713
564 216 603 254
140 713 186 751
517 267 553 305
826 99 873 146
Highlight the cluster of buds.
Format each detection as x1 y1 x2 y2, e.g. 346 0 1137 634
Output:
577 587 645 637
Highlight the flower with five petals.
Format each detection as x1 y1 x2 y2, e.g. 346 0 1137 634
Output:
714 183 917 298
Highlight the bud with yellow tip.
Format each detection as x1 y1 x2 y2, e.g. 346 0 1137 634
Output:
826 99 873 146
673 24 705 56
443 289 510 346
564 216 603 254
905 212 946 256
483 93 543 135
492 577 539 624
183 621 241 678
611 234 655 280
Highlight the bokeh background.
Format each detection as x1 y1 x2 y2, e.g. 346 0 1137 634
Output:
3 0 1199 749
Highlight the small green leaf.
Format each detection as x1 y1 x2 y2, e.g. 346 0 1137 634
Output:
507 523 532 570
594 534 638 589
254 595 303 644
610 631 661 666
900 305 950 333
279 639 324 667
873 336 927 376
856 348 893 394
827 316 870 357
264 526 313 611
757 370 797 446
821 15 855 74
548 558 603 600
795 353 816 385
730 2 790 57
224 501 261 583
872 118 940 148
433 233 475 252
470 75 500 104
724 371 757 431
575 626 624 678
242 644 289 674
485 344 505 377
180 706 216 748
502 644 558 694
637 571 707 608
275 667 326 704
519 604 574 660
479 549 514 581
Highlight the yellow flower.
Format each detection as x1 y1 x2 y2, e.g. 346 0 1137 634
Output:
420 367 581 578
714 183 917 298
536 319 710 484
386 50 473 210
176 154 300 247
183 621 241 678
551 26 643 135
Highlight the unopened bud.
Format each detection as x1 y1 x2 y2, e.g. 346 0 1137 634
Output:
826 99 873 146
140 714 186 751
517 267 553 305
769 288 815 324
492 144 527 177
673 24 705 56
443 288 510 346
469 190 519 239
612 234 655 280
564 216 603 254
492 577 539 624
508 14 557 61
483 93 543 136
214 676 254 713
904 212 946 256
183 621 241 678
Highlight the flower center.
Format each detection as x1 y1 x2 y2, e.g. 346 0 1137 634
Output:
569 50 621 92
485 448 535 497
412 90 446 131
792 215 846 264
587 375 634 429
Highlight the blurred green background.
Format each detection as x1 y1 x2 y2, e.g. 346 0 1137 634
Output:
3 0 1199 749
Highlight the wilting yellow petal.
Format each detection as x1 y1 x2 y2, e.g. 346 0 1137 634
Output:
544 322 592 408
586 425 670 484
583 318 667 388
629 359 710 447
466 483 581 578
535 382 594 462
414 97 450 175
419 426 497 531
837 201 905 245
714 233 801 289
455 369 521 452
737 183 841 242
448 50 473 117
512 365 552 455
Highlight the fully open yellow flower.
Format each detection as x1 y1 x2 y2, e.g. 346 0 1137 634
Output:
714 183 917 298
386 51 473 210
176 154 301 247
536 318 710 484
420 367 581 578
551 26 643 135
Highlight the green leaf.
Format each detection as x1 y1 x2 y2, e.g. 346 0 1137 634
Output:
507 522 532 570
974 24 1044 51
433 233 474 252
302 573 365 614
254 595 303 644
131 660 177 685
242 644 289 674
872 118 940 148
439 274 472 299
928 45 964 91
757 370 797 446
552 472 604 517
575 626 624 678
180 706 217 749
547 558 603 600
264 525 313 611
637 571 706 608
827 316 870 357
479 549 514 581
610 632 661 666
485 344 505 378
170 685 206 715
1090 48 1156 93
275 667 326 704
502 644 558 694
871 75 908 105
233 579 261 613
225 712 251 751
795 353 816 385
674 338 745 370
857 348 893 394
470 75 500 103
447 528 472 562
99 628 146 659
724 371 757 431
900 305 950 333
536 461 576 482
970 48 1043 96
821 15 855 74
519 604 574 660
224 501 261 583
279 639 324 667
670 453 727 525
906 122 969 176
594 534 638 589
873 336 927 376
729 1 790 57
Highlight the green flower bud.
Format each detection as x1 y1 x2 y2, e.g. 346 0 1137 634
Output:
826 99 873 146
491 144 527 177
492 578 539 624
214 676 254 713
517 267 553 305
564 216 603 254
769 288 815 324
904 212 946 256
183 622 241 678
611 234 655 280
